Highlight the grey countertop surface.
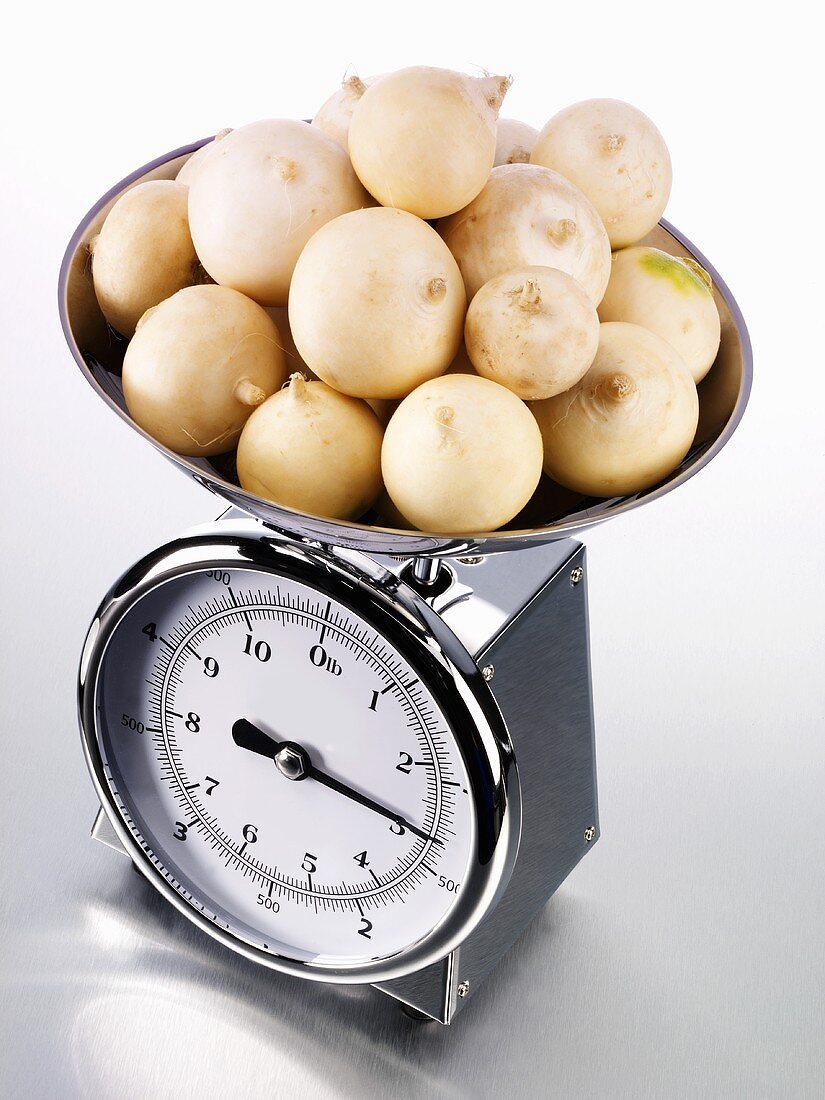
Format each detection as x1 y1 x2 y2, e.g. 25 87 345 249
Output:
3 423 823 1097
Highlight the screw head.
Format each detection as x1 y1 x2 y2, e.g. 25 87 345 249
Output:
570 566 584 586
457 556 484 566
274 743 309 782
584 825 596 843
481 664 495 682
457 980 470 998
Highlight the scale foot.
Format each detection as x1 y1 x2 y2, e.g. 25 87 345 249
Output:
400 1004 436 1023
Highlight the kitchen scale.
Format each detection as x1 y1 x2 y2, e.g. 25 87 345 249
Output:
58 139 752 1025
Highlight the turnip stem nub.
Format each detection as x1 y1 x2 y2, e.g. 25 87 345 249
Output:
234 378 268 406
517 279 542 310
601 372 635 403
286 372 308 400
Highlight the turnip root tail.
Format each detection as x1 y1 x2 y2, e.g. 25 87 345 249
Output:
435 403 459 448
425 276 447 303
683 257 713 293
343 74 367 98
235 378 268 406
600 132 626 154
275 157 298 182
513 278 542 312
285 371 308 400
477 73 512 115
599 372 636 404
546 218 578 245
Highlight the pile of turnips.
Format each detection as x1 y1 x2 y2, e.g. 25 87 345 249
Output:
89 65 721 535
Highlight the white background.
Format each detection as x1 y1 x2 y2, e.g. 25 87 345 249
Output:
2 2 823 1097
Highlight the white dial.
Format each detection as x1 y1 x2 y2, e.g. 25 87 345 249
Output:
93 563 476 969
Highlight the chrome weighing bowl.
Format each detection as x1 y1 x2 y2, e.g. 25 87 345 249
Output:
58 139 752 557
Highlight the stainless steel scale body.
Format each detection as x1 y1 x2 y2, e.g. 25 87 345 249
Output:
59 139 751 1025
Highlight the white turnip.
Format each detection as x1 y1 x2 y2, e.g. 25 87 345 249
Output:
439 164 611 304
311 74 378 149
494 118 538 166
348 66 510 219
288 207 465 399
382 374 543 533
531 99 672 248
123 285 286 456
175 129 232 185
531 321 698 497
188 119 372 306
598 247 720 382
91 180 199 337
237 374 383 520
465 266 599 400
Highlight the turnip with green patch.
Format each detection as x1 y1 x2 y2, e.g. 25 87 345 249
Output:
598 247 720 382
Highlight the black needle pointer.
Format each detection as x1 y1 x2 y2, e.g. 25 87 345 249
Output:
232 718 441 846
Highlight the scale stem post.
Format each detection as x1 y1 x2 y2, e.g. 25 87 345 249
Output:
410 556 443 588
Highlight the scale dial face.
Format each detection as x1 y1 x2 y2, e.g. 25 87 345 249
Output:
88 553 485 976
